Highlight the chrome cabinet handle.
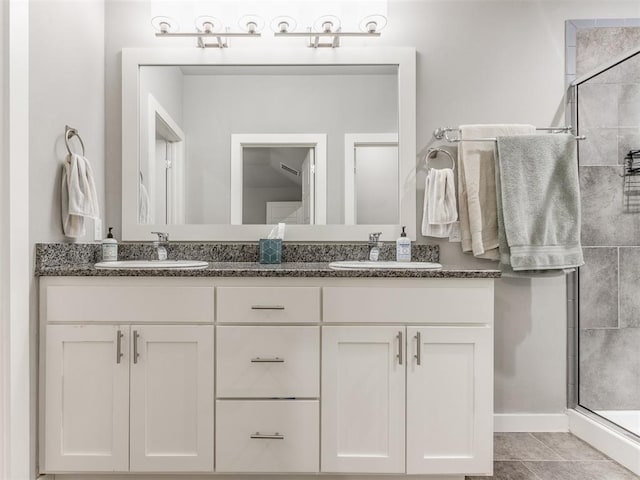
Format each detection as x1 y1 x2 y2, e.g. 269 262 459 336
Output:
116 330 124 364
250 432 284 440
251 357 285 363
133 330 140 364
397 331 403 365
251 305 285 310
414 331 421 366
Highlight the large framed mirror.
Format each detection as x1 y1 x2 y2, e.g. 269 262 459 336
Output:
122 48 415 241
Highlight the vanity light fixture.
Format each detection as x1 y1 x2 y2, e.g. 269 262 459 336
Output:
151 15 262 49
274 14 385 48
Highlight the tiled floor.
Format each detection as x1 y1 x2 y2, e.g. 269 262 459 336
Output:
466 432 640 479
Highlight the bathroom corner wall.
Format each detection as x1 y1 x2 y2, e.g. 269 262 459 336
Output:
29 0 106 244
576 27 640 410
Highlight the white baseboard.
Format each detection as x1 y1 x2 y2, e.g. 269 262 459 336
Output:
494 413 569 432
568 409 640 476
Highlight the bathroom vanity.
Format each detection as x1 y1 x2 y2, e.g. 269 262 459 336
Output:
37 257 498 480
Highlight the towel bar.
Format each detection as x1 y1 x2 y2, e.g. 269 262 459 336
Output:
433 126 586 143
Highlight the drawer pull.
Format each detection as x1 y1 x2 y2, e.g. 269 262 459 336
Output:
251 305 285 310
251 357 285 363
414 331 422 366
250 432 284 440
397 331 403 365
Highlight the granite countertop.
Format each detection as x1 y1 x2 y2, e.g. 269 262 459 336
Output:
35 243 501 279
37 261 500 279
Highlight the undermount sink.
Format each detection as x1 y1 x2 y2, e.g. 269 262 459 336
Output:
94 260 209 270
328 260 442 270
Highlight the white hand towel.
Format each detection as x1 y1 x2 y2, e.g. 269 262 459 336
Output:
422 168 457 238
139 181 151 224
61 153 100 238
458 124 535 260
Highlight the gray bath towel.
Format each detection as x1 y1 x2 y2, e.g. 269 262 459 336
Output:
495 134 584 271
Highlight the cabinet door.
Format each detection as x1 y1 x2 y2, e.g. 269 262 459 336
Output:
407 326 492 475
321 326 405 473
130 325 214 472
44 325 129 472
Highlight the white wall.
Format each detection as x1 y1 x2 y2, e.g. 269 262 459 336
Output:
30 0 106 244
3 1 31 478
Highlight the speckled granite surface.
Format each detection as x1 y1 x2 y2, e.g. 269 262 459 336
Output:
35 242 500 279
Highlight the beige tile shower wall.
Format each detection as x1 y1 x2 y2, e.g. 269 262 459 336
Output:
576 26 640 411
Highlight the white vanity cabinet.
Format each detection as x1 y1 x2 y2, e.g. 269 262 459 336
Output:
39 276 494 479
322 281 494 476
40 279 215 474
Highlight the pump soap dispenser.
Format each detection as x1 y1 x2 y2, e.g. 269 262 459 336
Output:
102 227 118 262
396 226 411 262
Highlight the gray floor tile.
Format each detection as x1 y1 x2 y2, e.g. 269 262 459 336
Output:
531 432 609 461
494 433 562 461
466 461 537 479
523 460 639 480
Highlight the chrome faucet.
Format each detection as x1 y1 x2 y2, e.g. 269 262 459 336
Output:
368 232 383 261
151 231 169 261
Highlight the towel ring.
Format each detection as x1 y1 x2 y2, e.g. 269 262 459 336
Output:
426 147 455 171
64 125 85 156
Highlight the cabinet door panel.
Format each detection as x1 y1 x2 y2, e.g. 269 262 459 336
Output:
407 326 492 475
44 325 129 472
130 325 214 472
321 326 405 473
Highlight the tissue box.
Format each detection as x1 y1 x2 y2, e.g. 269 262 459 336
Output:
259 239 282 264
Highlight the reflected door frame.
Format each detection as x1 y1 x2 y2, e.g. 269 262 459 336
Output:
230 133 327 225
344 133 399 225
146 94 186 225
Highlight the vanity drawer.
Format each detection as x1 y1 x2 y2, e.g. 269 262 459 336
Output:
217 287 320 323
216 400 319 473
323 281 493 324
217 326 319 398
44 285 215 323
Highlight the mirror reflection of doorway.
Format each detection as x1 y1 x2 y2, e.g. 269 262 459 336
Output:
344 134 399 225
141 94 186 225
242 146 314 225
230 133 327 225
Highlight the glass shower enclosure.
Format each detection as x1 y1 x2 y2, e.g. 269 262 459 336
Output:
574 45 640 439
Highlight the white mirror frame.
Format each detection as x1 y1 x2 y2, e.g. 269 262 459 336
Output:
122 47 416 241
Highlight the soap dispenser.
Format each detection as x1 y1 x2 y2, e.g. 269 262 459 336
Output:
102 227 118 262
396 226 411 262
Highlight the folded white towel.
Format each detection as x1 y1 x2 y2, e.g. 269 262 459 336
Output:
422 168 457 238
139 181 151 224
61 153 100 238
495 134 584 271
458 124 535 260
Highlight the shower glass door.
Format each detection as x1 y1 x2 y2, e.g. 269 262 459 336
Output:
575 41 640 439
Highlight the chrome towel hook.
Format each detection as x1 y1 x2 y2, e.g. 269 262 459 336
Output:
64 125 85 156
426 147 455 171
